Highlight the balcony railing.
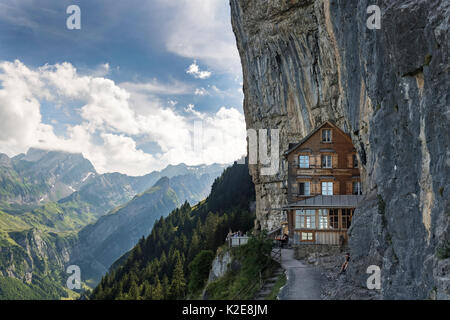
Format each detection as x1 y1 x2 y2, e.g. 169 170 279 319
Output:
226 236 249 248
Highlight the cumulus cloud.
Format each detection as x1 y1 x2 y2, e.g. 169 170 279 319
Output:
186 61 212 79
158 0 241 74
0 60 246 175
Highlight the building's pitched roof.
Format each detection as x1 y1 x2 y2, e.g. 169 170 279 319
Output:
282 195 364 209
283 120 351 156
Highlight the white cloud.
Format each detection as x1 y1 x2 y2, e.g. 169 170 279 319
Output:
88 63 110 78
186 61 212 79
184 103 205 120
0 60 50 153
158 0 241 75
93 133 160 176
194 87 209 96
0 60 246 175
121 79 192 96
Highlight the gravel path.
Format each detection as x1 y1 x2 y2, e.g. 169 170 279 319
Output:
278 249 323 300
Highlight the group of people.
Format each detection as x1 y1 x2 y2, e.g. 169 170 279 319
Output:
226 229 350 275
275 233 289 248
227 230 245 239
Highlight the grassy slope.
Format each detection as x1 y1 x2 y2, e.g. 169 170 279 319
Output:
0 167 42 205
0 203 85 300
0 176 190 299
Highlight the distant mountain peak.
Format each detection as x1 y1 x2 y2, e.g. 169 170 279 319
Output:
153 176 170 188
24 147 85 162
0 153 12 167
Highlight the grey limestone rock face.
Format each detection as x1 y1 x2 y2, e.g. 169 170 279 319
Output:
230 0 449 299
208 251 232 283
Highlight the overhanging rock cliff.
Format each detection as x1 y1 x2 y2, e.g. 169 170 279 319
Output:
230 0 449 299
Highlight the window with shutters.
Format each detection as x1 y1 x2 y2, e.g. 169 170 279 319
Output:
298 155 309 168
322 182 333 195
321 155 332 168
298 182 310 196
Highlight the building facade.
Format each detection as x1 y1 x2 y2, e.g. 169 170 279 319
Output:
283 121 363 245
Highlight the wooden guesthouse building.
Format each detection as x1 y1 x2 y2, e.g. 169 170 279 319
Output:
282 121 363 245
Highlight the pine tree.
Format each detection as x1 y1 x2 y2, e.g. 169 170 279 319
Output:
152 275 164 300
142 280 152 300
159 251 167 275
188 232 200 261
204 213 219 250
170 256 186 299
128 279 140 300
162 275 170 299
93 281 104 299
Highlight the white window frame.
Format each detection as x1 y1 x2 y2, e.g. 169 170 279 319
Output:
301 232 313 241
318 209 329 229
322 129 332 143
305 215 315 229
322 182 333 195
322 155 332 168
295 209 316 229
353 181 362 195
298 155 309 168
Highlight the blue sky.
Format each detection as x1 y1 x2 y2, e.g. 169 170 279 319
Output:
0 0 246 175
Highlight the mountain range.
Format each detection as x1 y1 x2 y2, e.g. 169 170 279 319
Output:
0 148 228 299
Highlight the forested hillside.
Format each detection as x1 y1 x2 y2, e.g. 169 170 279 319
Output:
71 173 219 284
91 162 255 300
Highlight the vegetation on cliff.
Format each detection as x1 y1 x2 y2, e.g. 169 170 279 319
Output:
203 234 275 300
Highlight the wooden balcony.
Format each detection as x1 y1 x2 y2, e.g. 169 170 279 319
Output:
288 161 359 177
294 168 354 176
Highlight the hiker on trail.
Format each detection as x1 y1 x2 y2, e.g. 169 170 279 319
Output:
281 233 289 248
338 252 350 275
